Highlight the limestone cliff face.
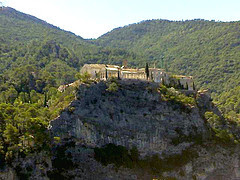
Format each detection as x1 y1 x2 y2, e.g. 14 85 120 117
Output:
47 81 240 180
51 80 209 156
2 80 240 180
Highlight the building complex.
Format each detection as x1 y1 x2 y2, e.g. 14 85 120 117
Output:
80 64 194 90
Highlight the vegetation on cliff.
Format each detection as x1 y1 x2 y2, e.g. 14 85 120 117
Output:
94 143 198 176
0 78 239 179
0 86 75 167
214 86 240 121
0 7 240 178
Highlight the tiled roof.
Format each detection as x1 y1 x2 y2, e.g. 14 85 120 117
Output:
107 65 120 68
84 64 106 69
174 75 193 79
122 68 143 72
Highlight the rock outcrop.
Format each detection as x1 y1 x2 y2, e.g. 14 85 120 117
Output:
48 80 240 179
2 80 239 180
51 80 209 156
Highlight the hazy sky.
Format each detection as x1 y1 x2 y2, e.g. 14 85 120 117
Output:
2 0 240 39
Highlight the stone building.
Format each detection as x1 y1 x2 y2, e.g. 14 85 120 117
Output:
148 68 168 83
80 64 194 90
80 64 121 80
121 68 146 80
80 64 106 79
106 65 121 79
177 75 194 90
169 75 194 90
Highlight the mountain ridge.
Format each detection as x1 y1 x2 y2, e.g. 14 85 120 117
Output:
0 7 84 42
0 7 239 117
0 7 138 90
97 19 240 42
93 18 240 96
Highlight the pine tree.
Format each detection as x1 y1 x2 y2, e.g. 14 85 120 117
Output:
105 68 108 80
145 63 149 80
186 82 189 90
178 80 181 89
117 67 120 80
44 92 48 107
161 56 164 69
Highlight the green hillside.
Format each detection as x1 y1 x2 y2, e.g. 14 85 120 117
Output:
0 8 239 118
0 7 138 165
0 7 137 92
94 19 240 94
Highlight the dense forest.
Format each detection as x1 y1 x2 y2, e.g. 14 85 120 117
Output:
0 7 239 166
0 7 138 92
94 19 240 93
0 7 138 164
93 19 240 119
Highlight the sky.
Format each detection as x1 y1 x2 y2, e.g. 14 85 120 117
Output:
2 0 240 39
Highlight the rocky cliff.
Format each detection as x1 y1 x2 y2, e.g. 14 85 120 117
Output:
2 80 240 180
51 80 209 155
47 80 240 179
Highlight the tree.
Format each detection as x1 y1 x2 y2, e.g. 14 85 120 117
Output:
106 82 118 92
75 72 91 83
44 92 48 107
145 63 149 80
30 90 39 104
185 82 188 90
117 68 120 80
130 146 139 162
161 56 164 68
193 82 195 90
3 124 19 145
105 68 108 80
5 87 18 104
177 80 181 89
150 72 153 81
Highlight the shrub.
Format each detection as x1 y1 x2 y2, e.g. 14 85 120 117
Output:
159 84 196 112
94 143 198 175
94 143 132 168
106 82 119 92
68 106 75 113
75 72 91 84
205 111 236 143
53 137 61 144
204 111 221 129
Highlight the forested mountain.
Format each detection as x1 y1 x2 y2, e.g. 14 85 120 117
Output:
94 19 240 94
0 7 139 167
1 7 239 116
2 8 239 95
0 6 240 178
93 19 240 119
0 7 137 92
